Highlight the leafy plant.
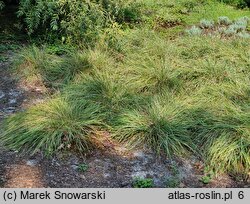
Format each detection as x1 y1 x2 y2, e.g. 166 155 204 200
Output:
165 164 181 187
233 19 248 31
218 16 232 26
165 177 180 188
132 177 154 188
0 55 8 62
219 0 250 8
237 31 250 38
17 0 142 45
200 169 215 184
200 176 212 184
78 163 89 172
221 17 249 36
224 25 238 36
185 26 202 36
188 16 249 39
200 19 214 29
46 44 75 56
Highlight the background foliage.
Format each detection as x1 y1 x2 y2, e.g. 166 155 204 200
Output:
220 0 250 8
17 0 141 45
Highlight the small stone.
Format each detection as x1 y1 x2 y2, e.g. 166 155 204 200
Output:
120 182 130 187
0 90 5 99
8 89 21 97
179 183 185 188
68 155 79 165
103 173 111 178
26 160 39 167
133 151 145 158
35 88 44 93
4 107 15 114
9 98 17 104
79 174 86 179
71 165 78 170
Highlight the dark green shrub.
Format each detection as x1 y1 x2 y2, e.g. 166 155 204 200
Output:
219 0 250 8
17 0 104 45
97 0 142 23
17 0 141 45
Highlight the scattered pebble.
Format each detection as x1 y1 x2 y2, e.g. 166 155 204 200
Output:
71 165 78 170
0 90 5 99
26 160 39 167
9 98 17 104
4 107 16 114
79 174 86 179
133 151 145 158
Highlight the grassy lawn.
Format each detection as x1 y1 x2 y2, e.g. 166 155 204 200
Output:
1 0 249 179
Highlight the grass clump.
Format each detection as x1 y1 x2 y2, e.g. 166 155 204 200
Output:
114 95 194 157
13 46 92 89
65 71 139 112
12 46 53 89
45 52 92 88
6 31 249 177
208 132 250 176
189 91 250 176
126 57 181 93
0 97 103 156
